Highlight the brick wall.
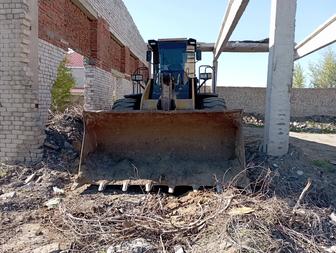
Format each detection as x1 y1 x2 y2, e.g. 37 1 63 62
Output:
84 64 133 110
38 40 66 126
38 0 149 110
115 76 133 99
38 0 148 74
86 0 147 63
109 36 124 73
84 65 114 110
38 0 92 56
0 0 44 164
1 0 148 164
217 87 336 118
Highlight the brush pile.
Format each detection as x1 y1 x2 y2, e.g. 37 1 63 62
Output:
50 183 336 253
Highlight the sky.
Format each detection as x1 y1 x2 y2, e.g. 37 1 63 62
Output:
123 0 336 87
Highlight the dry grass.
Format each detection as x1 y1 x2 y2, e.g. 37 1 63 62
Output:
221 195 332 253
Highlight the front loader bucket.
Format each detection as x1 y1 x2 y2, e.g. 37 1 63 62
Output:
77 110 247 190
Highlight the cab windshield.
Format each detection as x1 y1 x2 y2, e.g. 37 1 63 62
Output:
158 41 187 73
151 41 190 99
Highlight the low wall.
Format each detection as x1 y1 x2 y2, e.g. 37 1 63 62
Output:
84 65 133 110
217 87 336 118
39 40 66 127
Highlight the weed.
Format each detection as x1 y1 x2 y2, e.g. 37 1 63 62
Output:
0 168 7 178
312 159 334 172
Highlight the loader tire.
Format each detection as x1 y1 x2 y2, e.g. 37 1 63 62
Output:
113 98 136 104
201 97 227 110
112 98 137 111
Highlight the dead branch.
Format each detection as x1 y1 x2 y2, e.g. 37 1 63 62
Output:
294 178 312 210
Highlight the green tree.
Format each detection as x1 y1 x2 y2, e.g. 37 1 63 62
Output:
309 49 336 88
293 63 305 88
51 59 76 111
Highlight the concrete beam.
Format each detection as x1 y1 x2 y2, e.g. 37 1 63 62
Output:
199 43 215 52
263 0 297 156
199 41 269 53
295 14 336 60
225 41 269 52
214 0 249 60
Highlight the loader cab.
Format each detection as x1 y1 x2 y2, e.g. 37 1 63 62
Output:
142 38 199 110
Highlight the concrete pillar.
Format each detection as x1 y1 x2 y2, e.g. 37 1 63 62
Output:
263 0 297 156
0 0 44 164
212 57 218 93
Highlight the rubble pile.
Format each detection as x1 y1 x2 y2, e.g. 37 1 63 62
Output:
244 114 336 133
43 106 84 172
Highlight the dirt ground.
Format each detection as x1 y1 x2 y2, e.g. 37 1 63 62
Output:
245 127 336 207
1 110 336 253
290 131 336 162
245 127 336 176
245 127 336 162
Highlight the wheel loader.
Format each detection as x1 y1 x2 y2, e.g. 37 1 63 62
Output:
76 38 247 192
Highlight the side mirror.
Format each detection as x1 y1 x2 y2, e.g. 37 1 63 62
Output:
146 50 152 62
196 50 202 61
131 74 143 82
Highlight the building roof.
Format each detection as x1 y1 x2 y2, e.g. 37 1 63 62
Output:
66 51 84 68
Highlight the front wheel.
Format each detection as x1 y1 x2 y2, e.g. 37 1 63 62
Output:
200 96 227 110
112 98 138 111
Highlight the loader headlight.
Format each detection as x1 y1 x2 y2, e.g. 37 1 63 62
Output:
188 38 197 45
199 72 212 80
132 74 143 82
